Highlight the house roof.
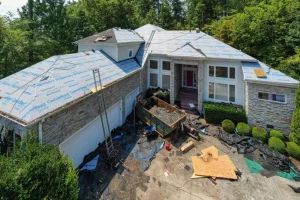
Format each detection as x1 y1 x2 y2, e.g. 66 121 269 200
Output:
75 28 144 44
135 24 165 43
0 51 141 125
168 43 206 59
241 61 299 87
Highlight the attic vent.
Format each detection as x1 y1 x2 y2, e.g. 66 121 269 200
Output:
83 50 90 55
92 49 95 53
94 35 112 42
254 69 267 78
0 96 2 100
40 76 49 82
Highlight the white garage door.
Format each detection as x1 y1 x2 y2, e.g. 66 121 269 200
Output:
125 88 139 118
59 101 122 167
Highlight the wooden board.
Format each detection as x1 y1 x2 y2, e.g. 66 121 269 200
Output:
191 156 237 180
201 146 219 159
254 69 267 78
191 173 216 180
181 141 194 153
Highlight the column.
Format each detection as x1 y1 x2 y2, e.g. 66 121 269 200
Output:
198 62 204 110
170 62 175 104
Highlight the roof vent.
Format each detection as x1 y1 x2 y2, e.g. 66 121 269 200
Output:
83 50 90 55
0 96 2 100
254 69 267 78
92 49 95 53
196 28 200 33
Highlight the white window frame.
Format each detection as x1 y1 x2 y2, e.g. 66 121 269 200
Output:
128 49 133 58
148 59 159 88
208 82 236 103
161 60 171 90
257 92 287 104
208 65 236 79
182 65 198 89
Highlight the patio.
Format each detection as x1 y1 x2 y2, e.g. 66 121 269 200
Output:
175 87 198 114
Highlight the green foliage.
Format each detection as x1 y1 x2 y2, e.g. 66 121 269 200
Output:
289 132 300 145
287 142 300 160
0 132 79 199
236 122 251 136
252 126 268 143
270 130 284 141
268 136 286 154
222 119 235 133
296 85 300 109
291 108 300 132
203 102 247 125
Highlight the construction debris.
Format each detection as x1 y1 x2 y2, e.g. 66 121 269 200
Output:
191 146 238 180
180 141 194 153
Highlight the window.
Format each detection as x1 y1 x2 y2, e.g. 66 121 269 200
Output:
129 49 133 58
215 83 228 101
230 68 235 79
258 92 286 103
163 61 170 70
150 60 158 69
209 83 235 102
209 66 214 77
216 66 228 78
209 82 214 98
162 75 170 89
150 73 158 87
209 66 235 79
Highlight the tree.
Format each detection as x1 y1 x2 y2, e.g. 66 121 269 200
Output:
159 0 173 29
0 132 79 200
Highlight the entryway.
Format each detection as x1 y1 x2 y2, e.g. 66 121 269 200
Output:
182 65 197 89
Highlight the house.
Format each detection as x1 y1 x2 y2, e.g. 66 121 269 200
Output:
0 24 298 167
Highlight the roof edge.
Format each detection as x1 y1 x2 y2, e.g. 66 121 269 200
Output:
245 79 299 88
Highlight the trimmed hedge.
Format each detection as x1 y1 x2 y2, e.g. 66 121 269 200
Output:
270 130 284 141
203 102 247 124
222 119 235 133
236 122 251 136
252 126 268 143
291 108 300 132
268 137 286 154
287 142 300 160
289 132 300 146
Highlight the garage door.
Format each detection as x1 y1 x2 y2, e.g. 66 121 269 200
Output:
125 88 139 118
59 101 122 167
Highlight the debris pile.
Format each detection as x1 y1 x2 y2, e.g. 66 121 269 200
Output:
149 105 184 124
191 146 239 180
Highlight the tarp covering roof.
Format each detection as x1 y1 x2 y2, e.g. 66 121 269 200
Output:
241 61 299 86
0 51 141 124
75 28 144 44
168 43 206 59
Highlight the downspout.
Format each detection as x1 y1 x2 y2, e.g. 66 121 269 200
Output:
38 121 43 144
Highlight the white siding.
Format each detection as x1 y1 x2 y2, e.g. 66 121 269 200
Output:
117 44 140 62
203 60 245 106
78 43 117 61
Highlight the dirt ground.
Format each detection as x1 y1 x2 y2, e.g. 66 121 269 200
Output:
149 105 184 124
78 115 300 200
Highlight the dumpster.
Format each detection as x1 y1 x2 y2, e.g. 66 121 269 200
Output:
136 97 187 137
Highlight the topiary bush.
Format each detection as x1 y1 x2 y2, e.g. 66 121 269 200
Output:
268 137 286 154
270 130 284 141
287 142 300 160
203 102 247 124
236 122 251 136
252 126 268 143
289 132 300 146
222 119 235 133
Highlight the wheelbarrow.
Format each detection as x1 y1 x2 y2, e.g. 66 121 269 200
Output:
144 125 157 141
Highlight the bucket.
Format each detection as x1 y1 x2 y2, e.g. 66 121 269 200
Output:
166 143 171 151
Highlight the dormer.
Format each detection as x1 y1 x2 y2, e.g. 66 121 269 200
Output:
74 28 144 62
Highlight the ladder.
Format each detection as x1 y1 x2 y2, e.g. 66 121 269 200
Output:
92 69 116 159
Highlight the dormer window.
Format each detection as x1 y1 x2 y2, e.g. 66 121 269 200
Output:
129 49 133 58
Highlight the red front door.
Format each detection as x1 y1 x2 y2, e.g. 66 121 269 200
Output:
186 71 193 87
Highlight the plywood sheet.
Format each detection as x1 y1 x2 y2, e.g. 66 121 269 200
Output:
191 156 237 180
191 173 216 179
254 69 267 78
201 146 219 159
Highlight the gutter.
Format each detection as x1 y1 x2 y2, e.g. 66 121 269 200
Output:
245 79 299 88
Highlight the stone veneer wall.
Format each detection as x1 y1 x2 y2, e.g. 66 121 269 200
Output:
170 63 182 104
197 62 204 110
42 72 140 145
245 82 297 134
141 64 148 92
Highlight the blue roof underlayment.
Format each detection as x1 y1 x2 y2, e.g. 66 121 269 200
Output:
241 61 299 86
0 51 140 124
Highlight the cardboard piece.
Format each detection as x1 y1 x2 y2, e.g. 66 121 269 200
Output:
254 69 267 78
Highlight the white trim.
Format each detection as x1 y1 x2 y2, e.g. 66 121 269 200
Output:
148 59 159 87
208 82 236 103
257 92 287 104
182 65 198 89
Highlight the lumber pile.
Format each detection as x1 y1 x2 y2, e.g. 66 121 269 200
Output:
191 146 238 180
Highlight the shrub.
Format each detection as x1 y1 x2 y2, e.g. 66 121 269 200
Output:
287 142 300 160
291 108 300 132
270 130 284 140
289 132 300 145
236 122 251 136
203 102 247 124
252 126 268 143
222 119 235 133
268 137 286 154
